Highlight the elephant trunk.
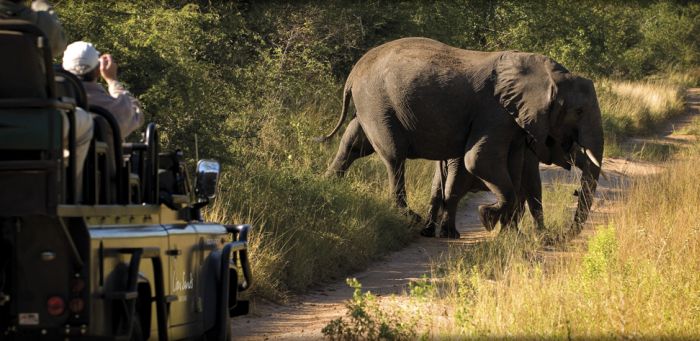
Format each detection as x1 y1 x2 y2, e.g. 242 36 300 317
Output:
571 103 604 236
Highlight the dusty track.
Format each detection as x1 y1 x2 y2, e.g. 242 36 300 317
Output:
231 88 699 340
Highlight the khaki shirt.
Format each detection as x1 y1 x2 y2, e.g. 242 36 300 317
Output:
0 0 67 57
83 80 144 139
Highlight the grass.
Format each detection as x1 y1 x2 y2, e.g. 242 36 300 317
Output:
598 75 688 158
338 147 700 338
204 110 436 299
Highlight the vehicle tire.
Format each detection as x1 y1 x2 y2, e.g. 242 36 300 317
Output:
203 318 231 341
125 310 145 341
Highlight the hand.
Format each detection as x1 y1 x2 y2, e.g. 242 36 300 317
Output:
99 54 118 83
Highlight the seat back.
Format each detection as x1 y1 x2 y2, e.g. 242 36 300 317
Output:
0 20 53 99
54 66 88 108
91 114 118 204
0 20 60 155
0 20 65 215
89 105 127 204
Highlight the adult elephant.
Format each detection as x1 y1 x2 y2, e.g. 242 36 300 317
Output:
318 37 603 232
422 145 598 239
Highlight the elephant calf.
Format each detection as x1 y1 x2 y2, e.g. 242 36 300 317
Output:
423 146 596 238
318 37 603 234
422 150 541 238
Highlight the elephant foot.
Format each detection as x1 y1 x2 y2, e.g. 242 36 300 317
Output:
541 233 562 246
567 221 584 238
478 205 499 231
403 209 424 225
534 220 546 233
439 225 460 239
420 225 436 238
323 169 345 178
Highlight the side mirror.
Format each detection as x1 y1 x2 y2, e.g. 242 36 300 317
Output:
195 159 220 201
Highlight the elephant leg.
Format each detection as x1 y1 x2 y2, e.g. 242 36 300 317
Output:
421 161 447 237
521 150 545 230
381 156 422 223
324 118 375 177
504 135 526 230
465 135 518 231
357 113 419 223
439 159 473 239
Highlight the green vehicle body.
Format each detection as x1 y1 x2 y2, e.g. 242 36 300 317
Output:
0 20 252 340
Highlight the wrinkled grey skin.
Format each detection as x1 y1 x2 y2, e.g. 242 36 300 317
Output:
423 146 592 238
319 37 603 232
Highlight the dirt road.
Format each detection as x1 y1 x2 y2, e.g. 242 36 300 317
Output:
230 88 699 340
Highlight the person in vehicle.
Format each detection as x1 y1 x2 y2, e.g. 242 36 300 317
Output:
62 41 144 139
0 0 67 57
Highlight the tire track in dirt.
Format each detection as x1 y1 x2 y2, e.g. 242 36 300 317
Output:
230 88 699 340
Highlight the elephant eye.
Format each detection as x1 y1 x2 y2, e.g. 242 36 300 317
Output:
575 108 584 117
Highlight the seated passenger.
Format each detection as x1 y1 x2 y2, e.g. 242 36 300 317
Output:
62 41 144 139
0 0 67 56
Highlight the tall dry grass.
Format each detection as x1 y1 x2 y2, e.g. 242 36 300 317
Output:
204 137 436 299
427 144 700 338
598 76 689 160
598 78 686 137
372 162 696 339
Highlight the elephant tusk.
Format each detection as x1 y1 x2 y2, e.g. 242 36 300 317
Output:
583 148 602 169
581 147 608 181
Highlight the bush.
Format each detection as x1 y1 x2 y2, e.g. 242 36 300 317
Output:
322 278 417 341
582 225 617 281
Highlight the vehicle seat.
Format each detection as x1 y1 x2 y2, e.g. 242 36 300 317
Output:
0 21 50 99
0 20 58 156
0 20 68 214
158 150 189 209
54 66 88 109
89 105 125 204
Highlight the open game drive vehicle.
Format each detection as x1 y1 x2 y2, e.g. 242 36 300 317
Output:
0 20 252 340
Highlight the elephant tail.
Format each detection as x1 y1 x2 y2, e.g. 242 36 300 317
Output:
315 81 352 142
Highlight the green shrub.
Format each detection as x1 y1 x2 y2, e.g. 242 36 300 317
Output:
582 225 618 281
322 278 417 341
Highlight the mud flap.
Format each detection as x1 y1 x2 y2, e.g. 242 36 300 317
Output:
227 267 249 317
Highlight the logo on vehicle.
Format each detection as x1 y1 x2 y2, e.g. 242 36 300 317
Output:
173 271 194 292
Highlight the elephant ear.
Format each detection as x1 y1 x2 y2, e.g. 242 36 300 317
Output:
494 52 564 145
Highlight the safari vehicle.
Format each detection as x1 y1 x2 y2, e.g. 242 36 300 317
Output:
0 21 252 340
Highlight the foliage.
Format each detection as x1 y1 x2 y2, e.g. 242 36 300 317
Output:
408 275 435 301
322 278 417 341
582 225 617 281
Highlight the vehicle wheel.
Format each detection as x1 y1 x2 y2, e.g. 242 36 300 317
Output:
203 318 231 341
130 311 145 341
131 312 145 341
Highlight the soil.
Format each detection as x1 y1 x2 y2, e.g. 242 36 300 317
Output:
230 88 700 340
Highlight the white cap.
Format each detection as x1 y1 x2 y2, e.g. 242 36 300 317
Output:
62 41 100 75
